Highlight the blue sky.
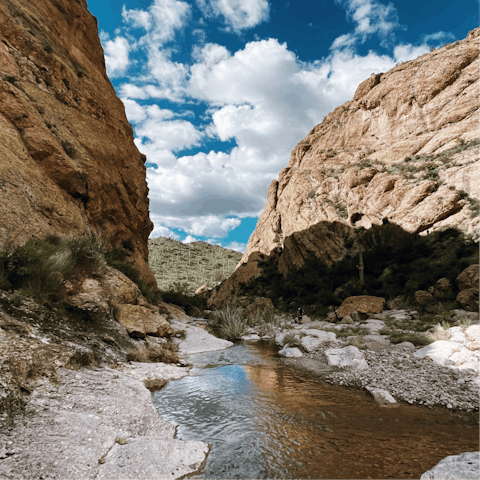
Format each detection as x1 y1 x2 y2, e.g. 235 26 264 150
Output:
86 0 478 252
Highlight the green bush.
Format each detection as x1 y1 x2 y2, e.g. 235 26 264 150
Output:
0 236 161 307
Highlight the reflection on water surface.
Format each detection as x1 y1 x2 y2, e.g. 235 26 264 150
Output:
152 342 479 479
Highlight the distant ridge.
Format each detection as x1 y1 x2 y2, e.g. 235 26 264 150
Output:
149 237 242 294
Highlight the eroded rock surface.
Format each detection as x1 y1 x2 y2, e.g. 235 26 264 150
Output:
0 0 155 285
420 451 479 480
0 364 209 480
234 29 479 285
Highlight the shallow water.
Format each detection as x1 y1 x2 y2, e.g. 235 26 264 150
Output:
152 342 479 479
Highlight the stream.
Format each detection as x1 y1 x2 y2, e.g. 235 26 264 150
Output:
152 341 479 479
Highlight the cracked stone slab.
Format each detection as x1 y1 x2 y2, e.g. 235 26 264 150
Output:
420 451 479 479
96 437 210 480
177 325 234 355
0 364 207 480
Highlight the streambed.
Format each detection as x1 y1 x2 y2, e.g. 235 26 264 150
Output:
152 342 479 479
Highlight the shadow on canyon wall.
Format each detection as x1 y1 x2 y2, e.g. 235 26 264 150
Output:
240 221 479 316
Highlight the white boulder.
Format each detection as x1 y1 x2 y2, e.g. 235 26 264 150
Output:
177 325 234 355
414 340 462 365
241 334 261 341
450 347 477 366
448 326 466 344
395 341 416 353
300 330 337 352
420 451 479 480
457 361 480 374
466 325 480 342
359 320 386 334
278 346 303 358
365 386 397 406
325 345 369 370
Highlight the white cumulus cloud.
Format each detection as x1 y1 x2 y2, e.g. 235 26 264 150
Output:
197 0 270 32
103 36 131 77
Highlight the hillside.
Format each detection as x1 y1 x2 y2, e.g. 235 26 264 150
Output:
149 237 242 294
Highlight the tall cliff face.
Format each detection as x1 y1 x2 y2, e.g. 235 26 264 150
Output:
0 0 156 285
241 29 479 276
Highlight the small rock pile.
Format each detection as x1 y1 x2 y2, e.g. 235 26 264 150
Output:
262 306 480 411
324 349 479 411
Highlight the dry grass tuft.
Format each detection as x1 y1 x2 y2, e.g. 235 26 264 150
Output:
127 343 180 364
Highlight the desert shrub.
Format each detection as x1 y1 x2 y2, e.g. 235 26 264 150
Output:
126 342 179 363
209 303 248 340
42 43 53 53
159 281 206 311
344 338 367 350
385 330 432 346
0 236 160 307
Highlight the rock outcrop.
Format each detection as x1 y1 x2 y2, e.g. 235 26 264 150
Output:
239 29 479 277
0 0 155 285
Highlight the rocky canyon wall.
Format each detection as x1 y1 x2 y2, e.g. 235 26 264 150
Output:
241 29 479 275
0 0 156 285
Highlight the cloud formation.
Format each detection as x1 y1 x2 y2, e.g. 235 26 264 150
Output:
103 36 131 77
105 0 448 242
197 0 270 32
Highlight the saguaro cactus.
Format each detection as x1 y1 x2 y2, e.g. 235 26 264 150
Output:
357 249 364 286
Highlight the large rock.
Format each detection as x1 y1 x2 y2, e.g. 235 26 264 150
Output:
325 345 369 370
278 346 303 358
414 290 434 305
457 288 479 310
300 330 337 352
365 386 397 406
176 325 233 355
336 296 385 318
420 451 479 480
115 305 174 338
359 319 386 334
433 277 451 298
242 297 275 320
97 437 210 480
456 265 480 291
66 266 147 312
0 0 156 286
413 340 462 365
237 29 479 278
466 325 480 341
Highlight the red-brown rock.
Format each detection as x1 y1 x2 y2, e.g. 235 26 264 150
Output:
414 290 434 305
0 0 155 286
336 296 385 318
456 288 479 310
456 265 479 291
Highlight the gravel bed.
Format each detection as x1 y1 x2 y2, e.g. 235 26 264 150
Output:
302 346 479 411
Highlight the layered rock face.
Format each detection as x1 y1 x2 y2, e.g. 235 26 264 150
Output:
241 29 479 275
0 0 155 284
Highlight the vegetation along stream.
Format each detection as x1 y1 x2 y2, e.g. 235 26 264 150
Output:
152 342 479 479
